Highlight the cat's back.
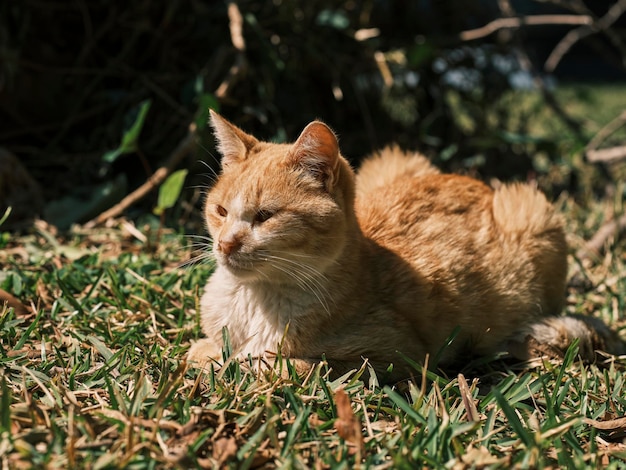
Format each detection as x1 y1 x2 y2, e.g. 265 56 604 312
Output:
356 145 439 198
354 147 567 341
355 149 495 250
352 145 610 371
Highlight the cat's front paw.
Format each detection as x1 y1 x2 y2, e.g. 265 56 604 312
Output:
186 338 223 369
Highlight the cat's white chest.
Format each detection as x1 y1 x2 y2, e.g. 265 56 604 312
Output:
200 268 310 357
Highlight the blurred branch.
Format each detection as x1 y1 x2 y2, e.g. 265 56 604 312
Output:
577 212 626 260
215 2 247 99
586 110 626 163
374 51 393 88
496 0 584 139
227 2 245 52
587 146 626 163
459 14 591 41
85 123 197 228
545 0 626 72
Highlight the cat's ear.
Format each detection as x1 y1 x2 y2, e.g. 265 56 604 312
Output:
290 121 340 189
209 110 259 167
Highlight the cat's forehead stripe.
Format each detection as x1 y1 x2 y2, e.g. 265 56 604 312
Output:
230 194 246 215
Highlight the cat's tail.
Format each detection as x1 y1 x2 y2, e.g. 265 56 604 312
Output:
492 183 563 236
493 184 625 362
507 314 625 362
492 182 568 317
356 146 439 196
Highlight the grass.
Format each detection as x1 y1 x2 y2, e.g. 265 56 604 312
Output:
0 192 625 469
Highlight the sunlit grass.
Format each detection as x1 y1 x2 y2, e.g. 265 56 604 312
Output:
0 204 625 468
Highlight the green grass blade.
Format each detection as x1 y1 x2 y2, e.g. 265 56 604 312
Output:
384 386 427 425
492 387 534 448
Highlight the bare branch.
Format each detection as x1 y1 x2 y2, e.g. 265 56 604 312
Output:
227 2 245 52
545 0 626 72
215 3 248 99
459 14 592 42
491 0 585 139
586 110 626 152
587 145 626 163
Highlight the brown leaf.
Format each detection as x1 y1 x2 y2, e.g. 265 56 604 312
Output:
212 436 238 466
584 416 626 431
333 389 364 456
0 289 30 317
584 416 626 440
459 445 507 467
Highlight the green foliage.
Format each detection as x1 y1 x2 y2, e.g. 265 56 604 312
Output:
0 208 10 227
103 100 152 163
154 169 188 216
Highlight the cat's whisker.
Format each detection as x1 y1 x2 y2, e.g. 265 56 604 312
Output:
177 252 216 270
253 264 271 283
258 253 335 315
185 248 215 260
193 157 220 186
197 144 223 169
258 252 322 282
268 256 333 287
187 182 214 190
268 261 331 316
173 234 216 270
270 250 328 261
184 234 214 243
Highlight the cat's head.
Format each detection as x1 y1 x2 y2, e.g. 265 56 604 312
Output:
205 111 356 283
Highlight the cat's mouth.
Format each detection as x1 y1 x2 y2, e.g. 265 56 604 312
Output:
218 252 259 275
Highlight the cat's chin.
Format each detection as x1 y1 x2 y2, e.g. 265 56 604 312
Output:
221 261 257 278
218 258 271 283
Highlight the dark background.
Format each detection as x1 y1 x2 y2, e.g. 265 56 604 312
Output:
1 0 625 229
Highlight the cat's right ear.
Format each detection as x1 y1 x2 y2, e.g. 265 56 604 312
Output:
209 110 259 167
290 121 340 190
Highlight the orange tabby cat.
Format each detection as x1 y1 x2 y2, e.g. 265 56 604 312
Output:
187 111 623 382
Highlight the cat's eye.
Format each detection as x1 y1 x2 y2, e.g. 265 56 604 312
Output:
216 205 228 217
254 209 275 224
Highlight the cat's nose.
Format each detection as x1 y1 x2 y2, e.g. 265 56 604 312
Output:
218 238 241 255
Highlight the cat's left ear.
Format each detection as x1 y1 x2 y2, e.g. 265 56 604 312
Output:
290 121 340 190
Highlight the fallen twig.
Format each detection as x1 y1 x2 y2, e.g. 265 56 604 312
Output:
584 416 626 431
85 124 197 228
585 110 626 163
